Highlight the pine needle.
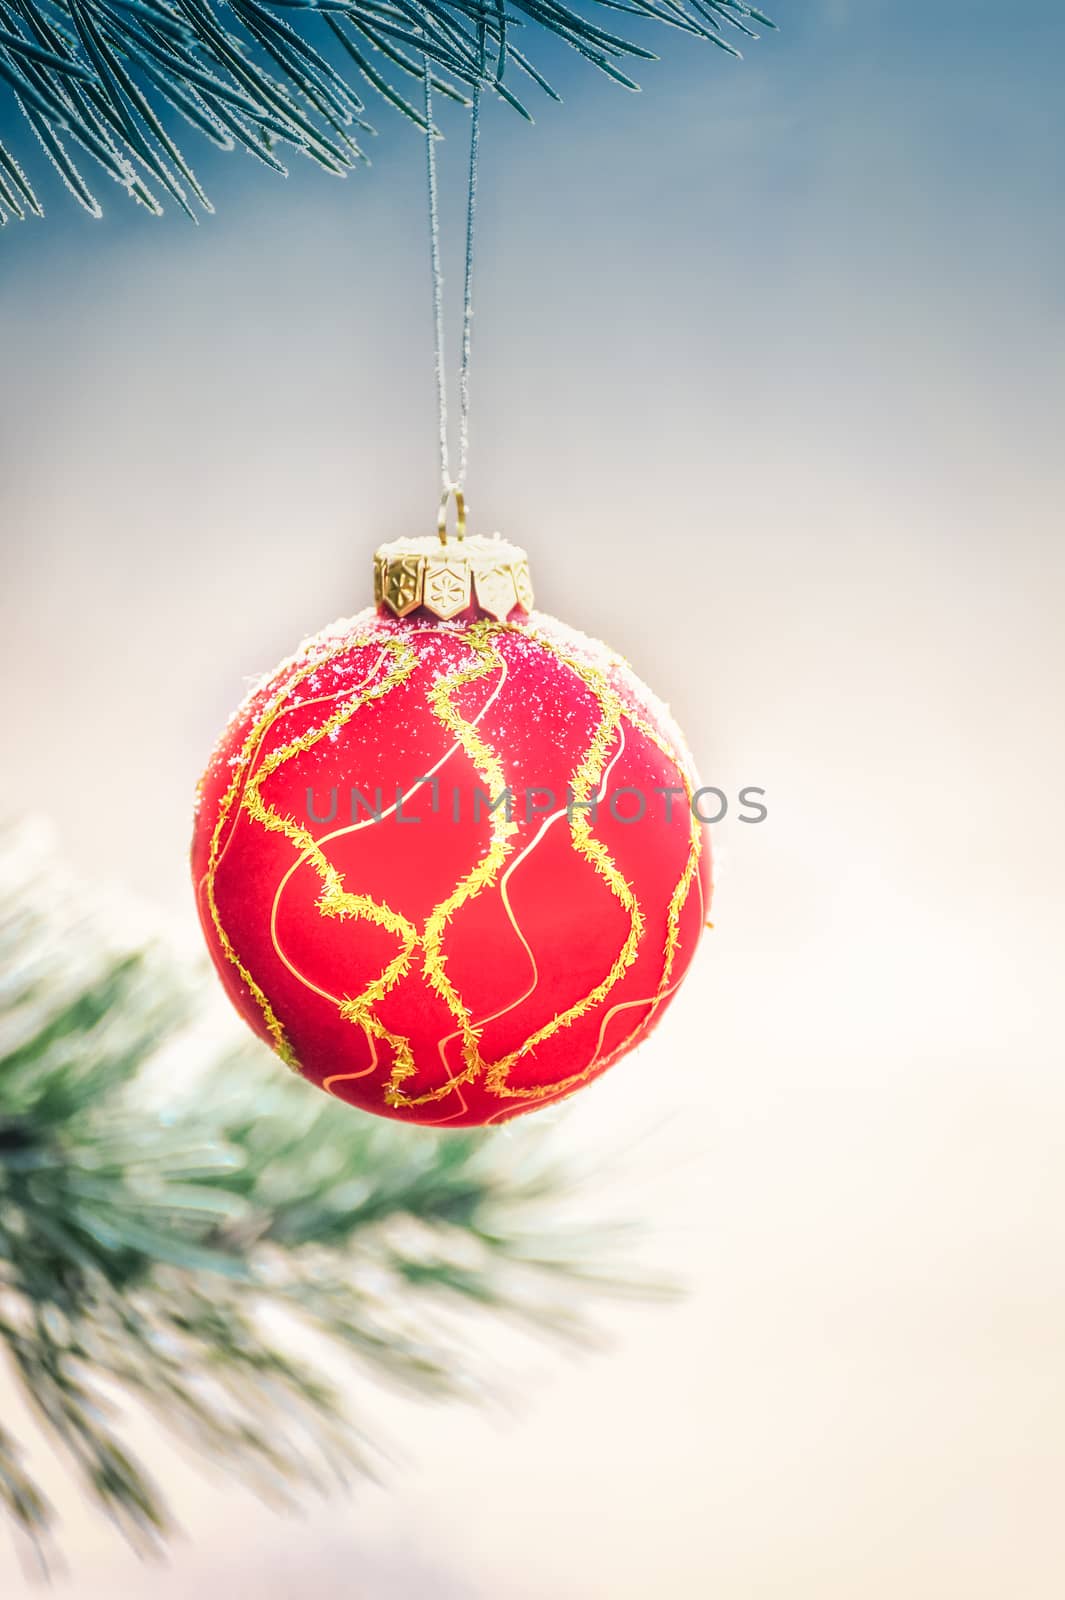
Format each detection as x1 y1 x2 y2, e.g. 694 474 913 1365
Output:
0 0 775 217
0 820 669 1568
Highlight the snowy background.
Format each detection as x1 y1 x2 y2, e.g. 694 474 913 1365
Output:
2 1 1064 1594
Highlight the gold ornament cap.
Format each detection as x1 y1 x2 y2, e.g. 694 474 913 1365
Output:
374 531 534 624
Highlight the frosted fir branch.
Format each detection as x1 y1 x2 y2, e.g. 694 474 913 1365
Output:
0 0 776 220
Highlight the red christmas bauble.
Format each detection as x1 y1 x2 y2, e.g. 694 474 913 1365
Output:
192 536 711 1126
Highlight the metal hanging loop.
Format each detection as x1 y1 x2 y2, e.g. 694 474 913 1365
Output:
437 484 467 545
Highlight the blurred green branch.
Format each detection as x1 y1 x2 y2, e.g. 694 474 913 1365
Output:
0 821 669 1571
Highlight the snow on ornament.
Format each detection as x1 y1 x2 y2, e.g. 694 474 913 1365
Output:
192 532 711 1126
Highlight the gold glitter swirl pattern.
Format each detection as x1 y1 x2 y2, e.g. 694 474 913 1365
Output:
387 625 648 1110
621 704 705 991
240 638 420 1086
481 642 645 1102
434 722 630 1079
200 615 708 1117
474 621 705 1105
385 630 518 1108
202 631 415 1072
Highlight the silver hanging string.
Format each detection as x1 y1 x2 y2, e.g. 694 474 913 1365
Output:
423 56 449 499
423 56 482 531
457 70 481 493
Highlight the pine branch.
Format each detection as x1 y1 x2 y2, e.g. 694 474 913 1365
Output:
0 820 670 1571
0 0 775 220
